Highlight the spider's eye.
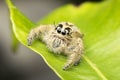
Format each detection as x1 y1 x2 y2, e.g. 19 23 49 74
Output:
58 24 63 28
61 27 72 35
65 27 71 35
56 24 63 33
61 30 66 35
57 27 61 33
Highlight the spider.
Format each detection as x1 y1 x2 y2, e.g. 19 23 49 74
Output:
27 22 84 70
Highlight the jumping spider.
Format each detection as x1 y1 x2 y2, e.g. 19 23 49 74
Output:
27 22 84 70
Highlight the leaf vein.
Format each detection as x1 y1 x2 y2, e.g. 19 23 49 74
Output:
83 55 108 80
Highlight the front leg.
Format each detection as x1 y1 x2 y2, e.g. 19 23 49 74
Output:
63 38 84 70
27 25 53 46
63 53 82 70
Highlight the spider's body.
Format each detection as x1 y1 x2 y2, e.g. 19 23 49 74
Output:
27 22 84 70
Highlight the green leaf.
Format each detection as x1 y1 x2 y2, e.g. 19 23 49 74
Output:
6 0 120 80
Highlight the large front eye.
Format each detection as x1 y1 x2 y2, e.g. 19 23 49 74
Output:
61 30 66 35
57 27 61 33
56 24 63 33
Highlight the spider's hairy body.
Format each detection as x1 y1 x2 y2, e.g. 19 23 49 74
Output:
27 22 84 70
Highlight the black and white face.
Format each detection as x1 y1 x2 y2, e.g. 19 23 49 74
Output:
55 22 73 36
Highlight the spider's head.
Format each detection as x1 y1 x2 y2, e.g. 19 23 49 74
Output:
55 22 84 38
55 22 73 36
